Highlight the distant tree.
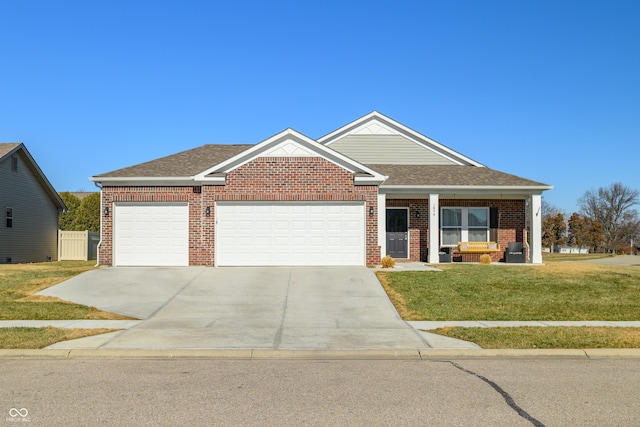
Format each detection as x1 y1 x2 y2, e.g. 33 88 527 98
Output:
541 200 565 221
579 182 639 253
615 210 640 253
568 213 604 253
71 193 100 232
58 192 81 230
542 213 567 252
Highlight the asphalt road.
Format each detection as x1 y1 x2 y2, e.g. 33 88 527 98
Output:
1 358 639 426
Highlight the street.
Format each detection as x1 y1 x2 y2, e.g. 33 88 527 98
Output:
1 358 639 426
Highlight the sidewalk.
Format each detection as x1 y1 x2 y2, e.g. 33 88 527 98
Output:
2 320 639 351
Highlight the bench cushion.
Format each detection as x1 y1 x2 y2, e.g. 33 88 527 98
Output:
457 242 502 253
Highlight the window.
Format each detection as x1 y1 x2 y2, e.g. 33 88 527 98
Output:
441 207 489 245
11 156 18 172
6 208 13 228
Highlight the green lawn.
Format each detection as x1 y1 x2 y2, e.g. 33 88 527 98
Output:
0 261 135 321
376 262 640 321
433 327 640 349
0 327 120 349
0 261 135 349
377 258 640 348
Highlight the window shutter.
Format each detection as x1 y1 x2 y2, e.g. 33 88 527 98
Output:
490 207 498 242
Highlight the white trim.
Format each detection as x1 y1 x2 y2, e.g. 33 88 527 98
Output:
318 111 484 167
377 193 386 259
428 194 440 263
530 194 543 264
381 185 553 193
89 176 198 186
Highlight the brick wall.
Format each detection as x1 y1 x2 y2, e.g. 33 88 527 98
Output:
100 157 380 266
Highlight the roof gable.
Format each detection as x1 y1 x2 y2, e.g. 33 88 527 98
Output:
0 142 66 210
194 129 386 185
319 111 484 167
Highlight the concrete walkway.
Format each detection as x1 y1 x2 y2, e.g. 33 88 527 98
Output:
2 320 639 351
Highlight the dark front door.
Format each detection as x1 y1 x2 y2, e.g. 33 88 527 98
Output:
386 209 408 258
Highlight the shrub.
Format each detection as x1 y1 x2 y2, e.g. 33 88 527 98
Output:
479 254 492 264
381 255 396 268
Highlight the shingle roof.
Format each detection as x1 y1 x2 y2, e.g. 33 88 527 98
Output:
0 143 21 159
93 144 252 177
367 164 550 188
93 144 550 189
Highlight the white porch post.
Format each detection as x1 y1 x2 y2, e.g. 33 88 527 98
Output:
428 193 440 264
530 194 543 264
377 193 386 260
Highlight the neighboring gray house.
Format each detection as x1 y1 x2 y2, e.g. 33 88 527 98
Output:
0 143 66 263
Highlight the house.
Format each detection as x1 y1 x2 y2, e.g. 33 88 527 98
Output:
91 112 552 267
0 143 66 263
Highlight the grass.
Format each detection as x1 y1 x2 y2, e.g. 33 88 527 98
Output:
0 261 135 320
378 255 640 348
0 261 135 349
432 327 640 349
376 261 640 321
0 327 120 349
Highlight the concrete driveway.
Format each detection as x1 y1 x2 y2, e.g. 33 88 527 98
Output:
579 255 640 266
38 267 429 351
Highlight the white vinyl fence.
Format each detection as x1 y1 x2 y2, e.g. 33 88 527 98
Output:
58 230 99 261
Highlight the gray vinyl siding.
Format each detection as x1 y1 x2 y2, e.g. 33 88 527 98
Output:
329 135 459 165
0 151 59 263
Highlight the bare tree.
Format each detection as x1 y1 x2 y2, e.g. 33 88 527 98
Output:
542 200 565 220
579 182 639 253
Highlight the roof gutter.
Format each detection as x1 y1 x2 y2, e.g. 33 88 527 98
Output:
380 184 553 195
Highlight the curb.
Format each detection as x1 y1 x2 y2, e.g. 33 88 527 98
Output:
1 348 639 360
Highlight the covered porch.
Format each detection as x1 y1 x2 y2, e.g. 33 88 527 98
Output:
376 191 544 264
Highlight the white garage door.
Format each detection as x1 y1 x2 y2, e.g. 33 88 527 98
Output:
216 202 365 266
113 202 189 266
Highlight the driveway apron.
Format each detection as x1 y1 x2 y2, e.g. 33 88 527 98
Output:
39 267 427 350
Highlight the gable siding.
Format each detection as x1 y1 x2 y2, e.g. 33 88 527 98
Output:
0 152 59 263
329 135 458 165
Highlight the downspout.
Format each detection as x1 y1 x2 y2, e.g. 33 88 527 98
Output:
94 181 103 267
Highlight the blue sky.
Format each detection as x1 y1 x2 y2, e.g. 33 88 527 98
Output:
2 0 638 214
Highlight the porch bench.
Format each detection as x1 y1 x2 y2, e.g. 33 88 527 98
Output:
457 242 501 254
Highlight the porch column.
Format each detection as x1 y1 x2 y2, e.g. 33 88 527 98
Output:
530 194 543 264
428 193 440 264
377 193 386 260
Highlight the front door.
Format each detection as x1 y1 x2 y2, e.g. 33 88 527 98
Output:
386 209 408 258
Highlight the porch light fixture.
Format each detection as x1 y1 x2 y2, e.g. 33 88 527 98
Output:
416 210 420 218
205 206 211 216
103 207 110 217
369 206 374 216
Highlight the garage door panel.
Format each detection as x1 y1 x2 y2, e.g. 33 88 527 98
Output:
216 202 365 266
114 203 189 266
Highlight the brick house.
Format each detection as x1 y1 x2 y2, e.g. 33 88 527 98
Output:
91 112 551 267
